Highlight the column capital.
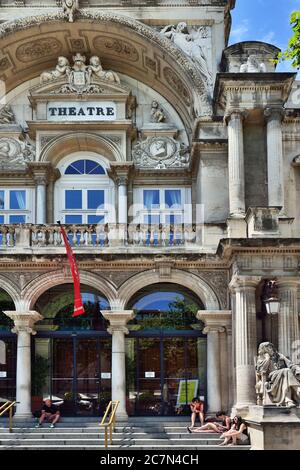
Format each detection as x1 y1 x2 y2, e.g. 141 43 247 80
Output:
3 310 43 335
203 326 225 334
224 108 248 125
197 310 231 330
276 277 300 289
101 310 135 335
229 275 262 292
264 106 285 122
27 162 54 185
107 162 134 185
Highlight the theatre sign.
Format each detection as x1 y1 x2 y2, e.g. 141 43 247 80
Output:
47 101 117 121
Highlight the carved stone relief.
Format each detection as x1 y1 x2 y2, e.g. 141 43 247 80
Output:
16 38 63 63
93 37 139 62
0 57 11 72
63 0 79 23
163 67 191 106
161 22 213 92
240 55 267 73
0 136 35 167
150 101 166 123
132 136 190 170
0 104 15 124
40 53 120 93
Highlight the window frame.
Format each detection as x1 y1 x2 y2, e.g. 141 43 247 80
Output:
0 188 34 224
133 187 192 225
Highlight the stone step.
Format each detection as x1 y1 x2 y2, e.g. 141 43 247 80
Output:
0 444 251 450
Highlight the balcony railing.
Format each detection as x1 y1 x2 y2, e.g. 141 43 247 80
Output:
0 223 201 250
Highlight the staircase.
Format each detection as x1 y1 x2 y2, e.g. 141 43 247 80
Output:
0 417 251 450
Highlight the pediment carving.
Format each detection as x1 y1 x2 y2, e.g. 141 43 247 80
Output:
33 53 126 98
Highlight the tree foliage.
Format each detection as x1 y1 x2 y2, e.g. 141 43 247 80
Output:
277 11 300 68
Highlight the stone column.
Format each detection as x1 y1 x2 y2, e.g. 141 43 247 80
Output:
229 275 261 410
226 110 246 217
118 176 128 225
277 279 300 358
197 310 232 413
3 311 43 419
265 107 285 209
101 310 135 421
28 163 53 225
36 178 47 224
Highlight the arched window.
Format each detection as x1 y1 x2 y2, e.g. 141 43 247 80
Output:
55 153 115 225
65 160 106 175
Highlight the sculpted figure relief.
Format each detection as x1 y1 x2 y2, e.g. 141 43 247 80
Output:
63 0 79 23
256 342 300 408
240 55 267 73
161 22 212 90
40 57 71 83
88 56 120 84
150 101 166 123
39 54 120 92
0 104 15 124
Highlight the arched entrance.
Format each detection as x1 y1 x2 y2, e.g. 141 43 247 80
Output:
33 283 111 416
0 288 16 402
125 283 206 416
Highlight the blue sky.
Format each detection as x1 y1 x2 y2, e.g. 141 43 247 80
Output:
229 0 299 72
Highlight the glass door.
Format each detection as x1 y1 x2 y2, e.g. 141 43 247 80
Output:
51 336 111 416
136 338 162 415
127 335 206 416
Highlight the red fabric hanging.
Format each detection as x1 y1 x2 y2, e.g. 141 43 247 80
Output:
59 225 85 317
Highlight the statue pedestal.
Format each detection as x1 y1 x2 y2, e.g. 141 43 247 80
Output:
246 405 300 450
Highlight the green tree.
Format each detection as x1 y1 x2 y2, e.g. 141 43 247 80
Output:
277 11 300 68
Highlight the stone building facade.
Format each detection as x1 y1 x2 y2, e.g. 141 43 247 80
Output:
0 0 299 433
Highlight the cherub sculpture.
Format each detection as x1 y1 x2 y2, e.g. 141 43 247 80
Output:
40 57 71 83
88 56 120 84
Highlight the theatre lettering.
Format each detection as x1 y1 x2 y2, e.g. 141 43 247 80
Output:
47 101 117 121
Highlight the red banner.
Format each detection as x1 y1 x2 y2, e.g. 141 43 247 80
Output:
59 225 85 317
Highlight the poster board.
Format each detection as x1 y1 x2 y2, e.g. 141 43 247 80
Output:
176 379 199 406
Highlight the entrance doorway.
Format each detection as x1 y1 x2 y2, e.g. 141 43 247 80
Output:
125 283 206 416
34 334 111 417
126 334 206 416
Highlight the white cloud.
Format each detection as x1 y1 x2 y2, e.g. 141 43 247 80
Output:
230 20 249 43
261 31 275 44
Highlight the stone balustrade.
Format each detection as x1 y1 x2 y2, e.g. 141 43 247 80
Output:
0 223 199 249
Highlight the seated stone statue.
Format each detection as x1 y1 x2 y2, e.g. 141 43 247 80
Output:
0 104 15 124
256 342 300 408
240 55 267 73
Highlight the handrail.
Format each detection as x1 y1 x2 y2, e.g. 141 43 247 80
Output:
0 401 17 433
100 400 120 448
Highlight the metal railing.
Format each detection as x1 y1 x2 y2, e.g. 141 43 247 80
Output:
100 400 120 448
0 401 17 433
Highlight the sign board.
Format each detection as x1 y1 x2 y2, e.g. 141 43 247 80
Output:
145 371 155 378
0 371 7 378
176 379 199 406
101 372 111 379
47 101 117 121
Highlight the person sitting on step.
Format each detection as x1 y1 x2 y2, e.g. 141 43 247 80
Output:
218 415 249 446
36 399 60 428
188 410 231 433
189 397 205 430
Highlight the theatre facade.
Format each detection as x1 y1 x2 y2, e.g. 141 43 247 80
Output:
0 0 299 426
